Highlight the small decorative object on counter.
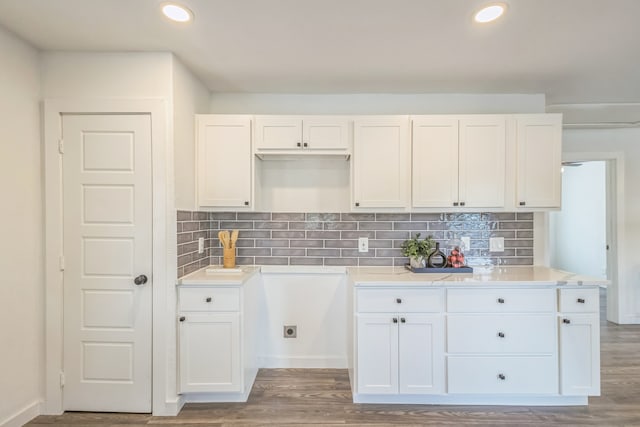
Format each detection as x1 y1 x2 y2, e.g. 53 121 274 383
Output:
447 246 466 268
427 242 447 268
219 229 239 268
400 233 435 269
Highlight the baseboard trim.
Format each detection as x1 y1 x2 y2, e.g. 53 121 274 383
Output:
0 400 42 427
261 356 347 369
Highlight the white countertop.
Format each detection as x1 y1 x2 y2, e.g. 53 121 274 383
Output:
178 266 259 286
177 265 608 288
347 266 609 287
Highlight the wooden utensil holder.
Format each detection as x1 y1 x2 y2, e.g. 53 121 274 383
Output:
223 247 236 268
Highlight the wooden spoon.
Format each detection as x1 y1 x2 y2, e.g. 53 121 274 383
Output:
231 229 239 249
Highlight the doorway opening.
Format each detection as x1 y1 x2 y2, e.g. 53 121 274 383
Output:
548 158 619 323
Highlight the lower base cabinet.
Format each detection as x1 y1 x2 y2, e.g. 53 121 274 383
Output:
558 287 601 396
179 313 241 393
177 273 262 400
350 284 601 404
357 314 444 395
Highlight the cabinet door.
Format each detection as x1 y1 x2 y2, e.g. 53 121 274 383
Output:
353 117 409 208
516 115 562 208
356 314 399 394
255 117 302 151
179 313 241 393
458 116 506 208
197 116 252 208
559 314 600 396
412 117 459 208
303 118 349 151
398 314 445 394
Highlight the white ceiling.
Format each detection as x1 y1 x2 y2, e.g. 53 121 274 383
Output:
0 0 639 104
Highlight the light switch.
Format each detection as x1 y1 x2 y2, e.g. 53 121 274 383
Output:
198 237 205 254
461 237 471 252
489 237 504 252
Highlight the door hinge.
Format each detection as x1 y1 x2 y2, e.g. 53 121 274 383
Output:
59 255 65 271
59 371 65 388
58 139 64 154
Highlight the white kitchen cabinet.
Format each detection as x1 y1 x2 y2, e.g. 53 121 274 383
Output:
355 287 445 396
412 115 505 208
515 114 562 208
196 115 252 209
559 288 601 396
353 117 410 209
254 116 349 153
446 287 558 395
178 271 262 400
179 313 241 393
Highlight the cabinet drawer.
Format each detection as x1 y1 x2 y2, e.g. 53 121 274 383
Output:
559 288 599 313
447 356 557 394
447 288 555 313
357 288 444 313
447 314 556 354
179 287 240 312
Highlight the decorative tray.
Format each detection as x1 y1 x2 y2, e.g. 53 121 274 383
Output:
405 264 473 274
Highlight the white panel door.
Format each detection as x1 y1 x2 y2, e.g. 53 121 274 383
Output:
458 116 506 208
353 117 409 208
179 313 241 393
62 114 152 412
254 117 302 151
411 117 459 208
197 116 252 208
398 314 445 394
303 117 349 151
356 315 399 394
559 314 601 396
516 115 562 208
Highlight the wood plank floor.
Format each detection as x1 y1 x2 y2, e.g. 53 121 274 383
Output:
28 289 640 426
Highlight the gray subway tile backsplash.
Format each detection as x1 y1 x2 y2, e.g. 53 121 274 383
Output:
176 210 535 278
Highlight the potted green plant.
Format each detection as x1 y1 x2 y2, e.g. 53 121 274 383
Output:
401 233 435 269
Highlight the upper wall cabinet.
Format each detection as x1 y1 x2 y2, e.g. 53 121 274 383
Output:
196 115 252 209
353 117 410 209
514 114 562 209
254 116 350 154
412 116 506 209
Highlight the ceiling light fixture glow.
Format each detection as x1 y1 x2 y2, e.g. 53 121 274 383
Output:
161 3 193 23
474 3 506 23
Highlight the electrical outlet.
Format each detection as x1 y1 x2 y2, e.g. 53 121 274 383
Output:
461 237 471 252
283 325 297 338
198 237 204 254
490 237 505 252
358 237 369 253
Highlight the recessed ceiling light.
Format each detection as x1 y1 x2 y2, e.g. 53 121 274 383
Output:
161 3 193 23
474 3 506 23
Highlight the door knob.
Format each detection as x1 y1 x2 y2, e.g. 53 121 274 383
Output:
134 274 148 285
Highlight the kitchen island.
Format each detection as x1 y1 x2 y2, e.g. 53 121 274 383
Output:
347 266 608 405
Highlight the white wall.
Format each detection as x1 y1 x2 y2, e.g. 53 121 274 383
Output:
41 52 173 98
172 57 210 211
562 128 640 323
549 162 607 278
210 93 546 114
260 273 347 367
0 25 43 427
